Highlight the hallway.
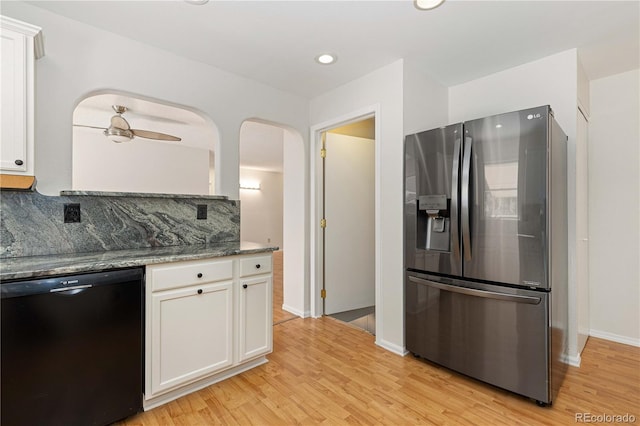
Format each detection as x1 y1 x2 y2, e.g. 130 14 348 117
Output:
271 251 296 324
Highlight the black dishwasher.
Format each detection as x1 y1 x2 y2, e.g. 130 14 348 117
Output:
1 267 143 426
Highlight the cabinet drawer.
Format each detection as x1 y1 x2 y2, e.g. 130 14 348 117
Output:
148 259 233 292
239 255 272 277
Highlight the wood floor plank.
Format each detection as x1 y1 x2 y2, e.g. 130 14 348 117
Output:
120 317 640 425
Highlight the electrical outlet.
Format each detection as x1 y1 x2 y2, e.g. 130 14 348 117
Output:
64 204 81 223
196 204 207 220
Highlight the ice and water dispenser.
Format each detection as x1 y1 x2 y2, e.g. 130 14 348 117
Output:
416 194 450 252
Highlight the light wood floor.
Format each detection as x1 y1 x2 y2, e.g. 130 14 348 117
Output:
121 316 639 425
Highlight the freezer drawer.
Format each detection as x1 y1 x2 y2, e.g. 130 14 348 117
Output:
405 272 551 403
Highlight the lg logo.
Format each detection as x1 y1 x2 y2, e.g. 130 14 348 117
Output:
527 113 542 120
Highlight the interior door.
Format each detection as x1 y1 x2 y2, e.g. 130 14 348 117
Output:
324 132 375 315
462 106 549 288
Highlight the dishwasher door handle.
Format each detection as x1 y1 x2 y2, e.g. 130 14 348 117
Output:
50 284 93 295
408 276 541 304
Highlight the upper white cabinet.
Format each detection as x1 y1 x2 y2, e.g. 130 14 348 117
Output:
1 16 44 175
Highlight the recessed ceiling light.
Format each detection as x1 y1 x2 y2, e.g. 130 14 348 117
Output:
315 53 337 65
184 0 209 5
414 0 445 10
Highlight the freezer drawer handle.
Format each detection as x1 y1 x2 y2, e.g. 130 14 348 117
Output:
408 276 541 304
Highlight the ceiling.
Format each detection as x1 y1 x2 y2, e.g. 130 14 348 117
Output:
26 0 640 99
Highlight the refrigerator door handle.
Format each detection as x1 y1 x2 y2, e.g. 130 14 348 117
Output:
461 136 472 261
408 276 542 304
450 137 461 260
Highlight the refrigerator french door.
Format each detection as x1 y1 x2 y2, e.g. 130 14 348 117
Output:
404 105 568 405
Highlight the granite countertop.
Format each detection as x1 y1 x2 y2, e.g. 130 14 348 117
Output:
0 242 279 281
59 190 229 200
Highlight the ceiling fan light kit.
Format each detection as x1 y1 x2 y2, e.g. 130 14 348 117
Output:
74 105 182 143
104 128 133 143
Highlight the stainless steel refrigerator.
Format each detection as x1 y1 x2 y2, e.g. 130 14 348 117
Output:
404 105 568 405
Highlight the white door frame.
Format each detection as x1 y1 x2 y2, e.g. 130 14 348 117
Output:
309 104 381 323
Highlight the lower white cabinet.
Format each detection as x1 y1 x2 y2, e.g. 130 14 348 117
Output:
150 281 233 396
145 253 273 409
238 275 273 362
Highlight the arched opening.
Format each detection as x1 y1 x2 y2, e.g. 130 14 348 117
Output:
239 119 307 324
72 91 219 195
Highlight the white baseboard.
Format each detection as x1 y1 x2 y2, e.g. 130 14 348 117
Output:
281 304 309 318
375 338 408 356
590 329 640 347
143 357 268 411
562 352 582 367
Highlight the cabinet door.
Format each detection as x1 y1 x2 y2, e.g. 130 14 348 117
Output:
238 275 273 362
149 281 233 396
1 27 27 173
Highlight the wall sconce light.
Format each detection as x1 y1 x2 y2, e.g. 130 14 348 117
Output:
239 180 261 190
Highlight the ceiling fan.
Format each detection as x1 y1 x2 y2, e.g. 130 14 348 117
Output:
74 105 182 143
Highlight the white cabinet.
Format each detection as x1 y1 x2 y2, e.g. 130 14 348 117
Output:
145 253 273 409
150 281 233 396
238 254 273 361
239 254 272 277
238 275 273 362
0 16 43 175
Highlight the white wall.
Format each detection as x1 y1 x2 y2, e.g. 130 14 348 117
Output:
577 58 590 117
403 57 449 134
73 130 211 195
588 69 640 346
282 128 308 317
310 60 405 354
2 2 308 199
449 49 582 362
239 168 283 248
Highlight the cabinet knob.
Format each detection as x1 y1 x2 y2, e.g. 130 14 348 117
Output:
243 284 248 289
197 273 203 278
255 264 261 269
197 289 203 294
14 159 23 166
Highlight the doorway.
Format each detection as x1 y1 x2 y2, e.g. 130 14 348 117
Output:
239 120 299 325
320 117 376 334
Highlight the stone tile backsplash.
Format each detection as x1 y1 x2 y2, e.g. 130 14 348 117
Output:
0 190 240 258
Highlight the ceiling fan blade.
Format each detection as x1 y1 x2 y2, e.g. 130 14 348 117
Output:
73 124 108 130
131 129 182 142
